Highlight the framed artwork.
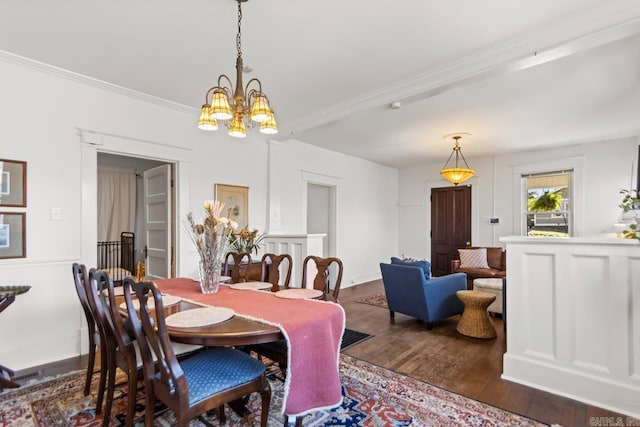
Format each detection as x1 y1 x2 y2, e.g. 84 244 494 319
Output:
0 159 27 207
214 183 249 228
0 212 26 259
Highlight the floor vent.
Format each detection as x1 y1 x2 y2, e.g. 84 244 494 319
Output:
12 370 42 382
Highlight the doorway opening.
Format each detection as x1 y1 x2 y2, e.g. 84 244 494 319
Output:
96 153 176 279
306 182 336 258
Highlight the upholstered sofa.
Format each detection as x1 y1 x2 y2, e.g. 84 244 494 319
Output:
379 257 467 330
451 246 506 289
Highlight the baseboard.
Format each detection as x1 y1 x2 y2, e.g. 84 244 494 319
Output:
503 353 640 419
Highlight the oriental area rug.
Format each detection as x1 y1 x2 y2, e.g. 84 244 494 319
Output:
355 292 388 309
0 354 550 427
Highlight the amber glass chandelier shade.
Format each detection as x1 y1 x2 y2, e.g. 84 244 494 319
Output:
198 105 219 131
228 115 247 138
197 0 276 138
210 90 233 120
440 167 475 185
259 112 278 134
250 94 271 123
440 134 474 185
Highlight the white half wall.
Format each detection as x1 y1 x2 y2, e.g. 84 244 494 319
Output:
501 236 640 418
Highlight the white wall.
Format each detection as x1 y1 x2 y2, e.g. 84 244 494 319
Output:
269 139 398 286
399 137 638 259
0 53 398 370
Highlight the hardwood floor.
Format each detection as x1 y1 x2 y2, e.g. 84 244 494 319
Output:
341 280 625 426
11 280 625 426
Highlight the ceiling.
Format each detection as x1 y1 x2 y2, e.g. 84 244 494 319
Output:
2 1 640 168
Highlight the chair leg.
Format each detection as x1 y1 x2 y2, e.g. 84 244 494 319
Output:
125 365 138 427
284 415 303 427
95 349 108 414
84 342 96 396
144 381 155 427
259 381 271 427
102 358 117 427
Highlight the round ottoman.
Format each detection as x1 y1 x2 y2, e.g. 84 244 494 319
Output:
456 290 497 339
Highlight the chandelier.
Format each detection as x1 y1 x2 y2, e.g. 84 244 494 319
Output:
440 133 475 185
197 0 277 138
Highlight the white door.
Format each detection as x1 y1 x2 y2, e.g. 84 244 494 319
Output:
144 164 172 279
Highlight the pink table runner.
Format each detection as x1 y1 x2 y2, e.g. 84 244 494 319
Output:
155 278 345 417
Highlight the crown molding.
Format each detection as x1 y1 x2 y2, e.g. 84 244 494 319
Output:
279 3 640 138
0 50 197 115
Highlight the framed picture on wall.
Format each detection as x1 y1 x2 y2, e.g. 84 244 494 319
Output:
0 212 26 259
0 159 27 207
214 183 249 228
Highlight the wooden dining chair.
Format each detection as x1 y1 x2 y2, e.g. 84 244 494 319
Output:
260 253 292 292
71 263 105 400
250 256 344 384
121 277 271 427
84 269 140 427
223 251 252 283
302 255 344 302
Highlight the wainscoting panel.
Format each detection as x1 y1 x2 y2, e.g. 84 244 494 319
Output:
263 234 325 286
501 236 640 418
571 254 610 372
630 256 640 379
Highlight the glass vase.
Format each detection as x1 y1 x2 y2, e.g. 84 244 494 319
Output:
198 258 222 294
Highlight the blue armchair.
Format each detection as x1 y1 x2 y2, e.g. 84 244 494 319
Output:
379 259 467 330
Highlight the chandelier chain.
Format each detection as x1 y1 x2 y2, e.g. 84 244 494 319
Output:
236 1 243 58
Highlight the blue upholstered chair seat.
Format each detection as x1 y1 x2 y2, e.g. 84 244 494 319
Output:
179 347 266 405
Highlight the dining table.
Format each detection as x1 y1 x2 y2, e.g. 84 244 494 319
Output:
153 277 346 418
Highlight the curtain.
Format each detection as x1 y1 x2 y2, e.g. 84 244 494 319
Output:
97 165 136 242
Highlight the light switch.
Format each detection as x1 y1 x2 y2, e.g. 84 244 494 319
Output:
50 207 62 221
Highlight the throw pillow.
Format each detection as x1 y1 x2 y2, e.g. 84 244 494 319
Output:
391 256 431 280
458 248 490 269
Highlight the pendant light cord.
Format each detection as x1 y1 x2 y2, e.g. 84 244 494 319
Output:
236 1 243 59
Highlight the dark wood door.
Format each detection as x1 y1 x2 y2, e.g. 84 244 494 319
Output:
430 185 471 277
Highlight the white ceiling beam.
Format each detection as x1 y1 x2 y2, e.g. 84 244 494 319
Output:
278 3 640 139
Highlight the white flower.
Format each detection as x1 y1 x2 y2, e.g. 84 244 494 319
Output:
230 220 239 230
218 217 229 225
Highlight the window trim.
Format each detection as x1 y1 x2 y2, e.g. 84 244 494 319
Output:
512 157 584 237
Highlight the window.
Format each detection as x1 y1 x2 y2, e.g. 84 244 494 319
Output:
522 170 572 237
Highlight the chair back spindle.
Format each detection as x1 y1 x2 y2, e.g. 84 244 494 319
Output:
301 255 344 301
261 253 292 292
223 252 252 283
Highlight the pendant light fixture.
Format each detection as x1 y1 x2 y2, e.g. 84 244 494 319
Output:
197 0 277 138
440 133 475 185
